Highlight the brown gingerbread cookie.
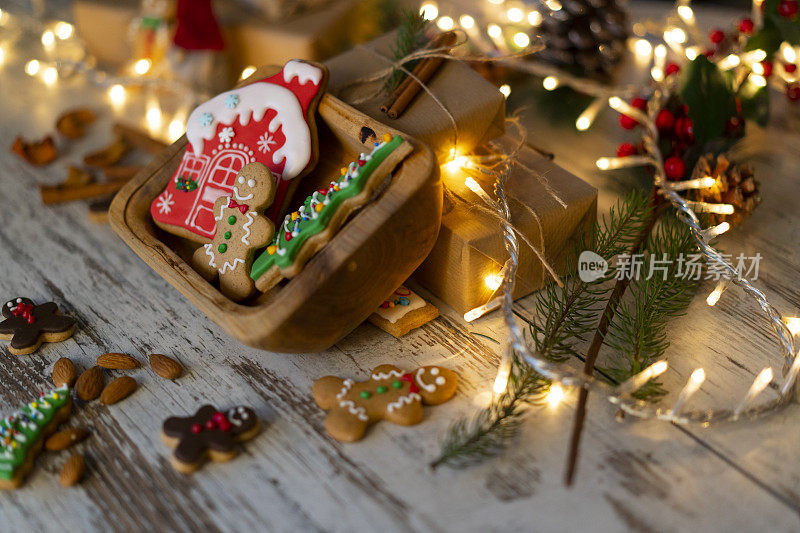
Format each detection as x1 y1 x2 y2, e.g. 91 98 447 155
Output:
313 364 458 442
0 298 76 355
161 404 260 474
368 286 439 338
191 163 276 301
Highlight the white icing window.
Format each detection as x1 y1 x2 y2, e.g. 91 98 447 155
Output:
208 152 247 187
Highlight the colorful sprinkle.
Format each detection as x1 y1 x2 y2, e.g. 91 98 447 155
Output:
383 133 392 143
199 112 213 126
224 231 232 239
267 245 277 255
360 391 371 399
225 93 240 108
377 385 387 394
218 244 227 253
392 380 402 389
228 215 237 225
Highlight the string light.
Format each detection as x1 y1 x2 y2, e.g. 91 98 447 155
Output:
240 65 256 80
41 30 55 50
146 99 163 136
677 4 695 22
666 176 716 191
485 272 503 291
785 317 800 336
576 97 604 131
419 2 438 20
464 298 501 322
545 0 562 10
42 66 57 86
750 74 767 87
684 200 735 215
542 76 558 90
487 24 502 39
546 383 565 407
0 46 5 66
685 47 700 60
616 360 669 396
459 15 474 29
671 368 705 415
513 32 530 48
634 39 652 58
700 221 730 241
437 16 454 31
25 59 40 76
108 84 126 108
168 113 186 143
493 356 511 394
134 58 151 75
706 279 728 306
596 155 652 170
718 54 741 70
528 11 542 26
733 367 774 418
506 7 524 23
54 21 73 40
499 84 511 98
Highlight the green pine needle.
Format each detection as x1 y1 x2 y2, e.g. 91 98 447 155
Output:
385 9 429 92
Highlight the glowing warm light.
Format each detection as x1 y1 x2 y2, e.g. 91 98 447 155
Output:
677 5 694 22
685 47 699 60
493 360 511 394
0 47 5 66
667 176 717 191
240 65 256 80
745 49 767 63
672 368 705 414
168 117 185 142
785 317 800 336
734 367 773 417
546 383 565 407
41 30 55 50
755 367 774 387
701 221 730 241
617 360 669 396
464 298 501 322
542 76 558 90
669 28 686 44
485 272 503 291
651 67 664 81
459 15 474 29
464 176 481 194
487 24 502 39
528 10 542 26
499 84 511 97
576 116 591 131
690 368 706 385
750 74 767 87
444 154 469 173
634 39 652 57
488 0 504 4
596 158 610 170
437 16 454 31
545 0 562 10
781 43 796 64
108 84 126 108
687 200 735 215
42 66 57 86
652 360 668 375
54 21 74 40
146 100 163 134
134 58 151 75
507 7 524 23
706 281 727 306
654 44 667 59
513 32 530 48
752 62 765 75
419 3 438 20
718 54 741 70
575 98 603 131
25 59 40 76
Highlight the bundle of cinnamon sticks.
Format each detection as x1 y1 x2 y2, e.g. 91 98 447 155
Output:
380 31 457 120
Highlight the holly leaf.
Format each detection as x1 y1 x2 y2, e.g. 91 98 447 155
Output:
678 56 734 149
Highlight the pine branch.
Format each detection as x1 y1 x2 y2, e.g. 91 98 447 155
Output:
431 190 653 469
385 9 429 92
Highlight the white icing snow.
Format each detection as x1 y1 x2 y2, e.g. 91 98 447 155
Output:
283 59 323 86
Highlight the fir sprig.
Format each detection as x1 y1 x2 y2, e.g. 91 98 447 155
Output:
599 218 701 401
432 190 653 469
385 9 429 92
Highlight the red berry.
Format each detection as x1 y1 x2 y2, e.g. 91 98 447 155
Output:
761 60 774 78
738 18 755 34
703 49 715 58
785 63 798 73
619 114 638 129
787 84 800 101
655 109 675 131
779 0 798 18
631 97 647 110
665 63 680 76
664 156 686 181
205 420 216 430
709 29 725 44
212 412 226 424
191 424 202 433
674 117 694 141
616 142 638 157
218 420 232 432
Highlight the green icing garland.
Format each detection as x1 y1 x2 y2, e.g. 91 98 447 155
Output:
250 134 404 280
0 386 71 480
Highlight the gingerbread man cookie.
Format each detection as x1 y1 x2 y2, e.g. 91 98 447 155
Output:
0 298 76 355
192 162 276 301
161 404 260 473
313 364 458 442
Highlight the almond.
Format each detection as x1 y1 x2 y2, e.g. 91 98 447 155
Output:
45 428 90 451
97 352 140 370
100 376 137 405
59 454 85 487
52 357 77 388
75 366 104 401
149 354 183 380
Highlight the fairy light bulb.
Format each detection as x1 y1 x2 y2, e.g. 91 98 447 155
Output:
750 74 767 87
706 281 727 306
41 30 55 50
42 66 57 86
513 32 530 48
168 114 186 142
718 54 741 70
146 99 163 135
701 221 730 241
25 59 40 76
785 317 800 336
528 11 542 26
437 16 454 31
782 43 796 64
634 39 652 58
677 5 694 22
487 24 502 39
419 3 438 20
485 272 503 291
134 58 151 75
576 98 604 131
459 15 474 29
0 46 5 66
493 359 511 394
240 65 256 80
734 367 773 418
546 383 565 407
596 157 610 170
543 76 558 90
108 84 126 108
499 84 511 98
54 21 73 40
685 47 699 60
545 0 562 10
507 7 524 22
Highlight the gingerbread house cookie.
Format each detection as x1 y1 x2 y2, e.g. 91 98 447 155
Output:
151 59 328 242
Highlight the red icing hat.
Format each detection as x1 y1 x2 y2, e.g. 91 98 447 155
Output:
172 0 224 52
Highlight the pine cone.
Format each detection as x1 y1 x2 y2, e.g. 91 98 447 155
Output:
688 154 761 228
534 0 629 78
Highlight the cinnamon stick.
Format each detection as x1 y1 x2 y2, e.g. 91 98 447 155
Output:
381 31 457 119
40 180 128 205
112 123 169 154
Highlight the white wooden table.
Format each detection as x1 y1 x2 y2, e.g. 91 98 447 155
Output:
1 3 800 531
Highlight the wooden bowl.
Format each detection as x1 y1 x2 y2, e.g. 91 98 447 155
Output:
110 94 441 352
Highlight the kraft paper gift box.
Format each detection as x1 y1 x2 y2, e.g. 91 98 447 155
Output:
414 135 598 315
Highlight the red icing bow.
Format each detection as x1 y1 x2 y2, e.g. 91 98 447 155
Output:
228 199 249 214
401 373 420 394
11 302 35 324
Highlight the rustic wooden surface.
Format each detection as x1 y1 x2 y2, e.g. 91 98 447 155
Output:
1 3 800 531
